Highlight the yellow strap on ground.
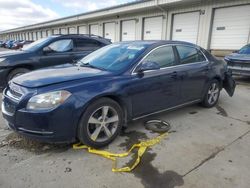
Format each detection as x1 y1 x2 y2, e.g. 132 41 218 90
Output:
73 133 167 172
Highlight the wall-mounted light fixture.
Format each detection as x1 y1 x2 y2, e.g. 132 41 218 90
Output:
200 10 205 15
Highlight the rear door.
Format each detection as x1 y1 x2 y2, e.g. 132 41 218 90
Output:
38 39 75 67
129 45 181 118
174 45 210 102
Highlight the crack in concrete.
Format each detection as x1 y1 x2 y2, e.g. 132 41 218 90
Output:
183 129 250 177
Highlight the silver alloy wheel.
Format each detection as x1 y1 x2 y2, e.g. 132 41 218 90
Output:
87 106 119 142
207 83 219 105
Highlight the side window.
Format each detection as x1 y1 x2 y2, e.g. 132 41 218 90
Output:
48 39 73 52
176 46 206 64
143 46 176 68
75 39 102 51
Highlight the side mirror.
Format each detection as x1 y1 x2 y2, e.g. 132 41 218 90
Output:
232 50 238 53
137 61 160 73
43 46 53 54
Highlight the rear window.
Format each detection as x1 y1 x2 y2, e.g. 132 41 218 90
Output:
176 46 206 64
75 38 102 51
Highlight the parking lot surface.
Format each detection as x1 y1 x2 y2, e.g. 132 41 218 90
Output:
0 48 249 188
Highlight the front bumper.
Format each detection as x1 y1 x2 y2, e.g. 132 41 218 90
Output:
1 89 80 143
228 66 250 76
0 67 11 89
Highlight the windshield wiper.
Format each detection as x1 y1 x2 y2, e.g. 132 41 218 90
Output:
79 62 107 71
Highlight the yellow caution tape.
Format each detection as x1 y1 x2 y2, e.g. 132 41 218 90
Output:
73 133 167 172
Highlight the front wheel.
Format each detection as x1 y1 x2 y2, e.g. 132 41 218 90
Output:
77 98 123 148
201 80 220 108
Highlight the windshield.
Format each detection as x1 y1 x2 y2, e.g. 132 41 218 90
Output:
238 45 250 54
22 37 56 51
79 43 148 72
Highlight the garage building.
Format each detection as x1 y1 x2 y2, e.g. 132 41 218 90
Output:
0 0 250 55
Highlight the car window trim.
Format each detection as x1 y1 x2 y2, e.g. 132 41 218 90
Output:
131 44 209 75
131 44 175 75
174 44 208 64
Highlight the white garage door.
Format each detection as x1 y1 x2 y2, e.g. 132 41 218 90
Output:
143 16 163 40
69 27 76 34
28 32 32 40
121 20 136 41
42 30 46 38
37 31 41 39
104 22 116 42
172 11 200 44
47 30 52 36
32 32 36 41
211 5 250 50
90 24 99 35
53 29 59 35
60 28 67 34
78 25 87 34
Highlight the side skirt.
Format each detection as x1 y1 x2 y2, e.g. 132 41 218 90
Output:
132 99 201 121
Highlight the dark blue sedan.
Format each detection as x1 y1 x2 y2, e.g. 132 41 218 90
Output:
1 41 235 148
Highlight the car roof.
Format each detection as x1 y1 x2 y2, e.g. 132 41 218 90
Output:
51 34 111 44
115 40 201 49
114 40 200 48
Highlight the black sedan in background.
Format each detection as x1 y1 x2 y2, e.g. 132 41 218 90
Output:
0 34 111 88
224 44 250 76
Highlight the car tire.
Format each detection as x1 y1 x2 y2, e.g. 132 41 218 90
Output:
7 68 30 82
77 98 124 148
201 79 220 108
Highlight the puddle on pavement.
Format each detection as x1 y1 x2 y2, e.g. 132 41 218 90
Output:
189 111 198 115
0 132 71 154
119 130 184 188
216 105 228 117
119 130 149 149
133 151 184 188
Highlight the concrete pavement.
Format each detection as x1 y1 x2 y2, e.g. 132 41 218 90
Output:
0 78 250 188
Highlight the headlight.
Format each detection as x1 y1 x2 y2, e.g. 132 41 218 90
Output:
26 90 71 110
0 58 6 62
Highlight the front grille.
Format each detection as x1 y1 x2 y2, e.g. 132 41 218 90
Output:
227 60 250 68
9 88 22 98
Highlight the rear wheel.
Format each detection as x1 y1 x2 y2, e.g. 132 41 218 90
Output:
7 68 30 81
201 79 220 108
77 98 123 148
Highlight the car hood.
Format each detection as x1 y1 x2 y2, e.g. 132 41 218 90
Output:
225 53 250 61
0 50 28 57
13 65 111 88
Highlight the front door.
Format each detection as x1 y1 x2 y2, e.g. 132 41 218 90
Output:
129 45 181 118
38 39 75 68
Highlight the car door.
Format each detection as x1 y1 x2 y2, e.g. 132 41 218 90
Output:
38 39 75 68
128 45 181 118
174 45 210 103
73 38 103 61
